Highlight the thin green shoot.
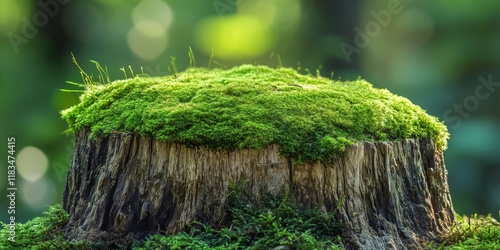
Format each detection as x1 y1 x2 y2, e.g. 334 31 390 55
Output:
71 53 92 86
188 46 196 68
267 52 275 66
104 65 110 83
277 54 283 68
90 60 110 85
210 59 225 69
208 48 214 69
316 65 323 78
129 65 135 78
56 89 85 93
120 67 128 79
170 56 178 78
65 81 85 88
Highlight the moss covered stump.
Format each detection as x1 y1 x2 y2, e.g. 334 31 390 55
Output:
61 65 454 249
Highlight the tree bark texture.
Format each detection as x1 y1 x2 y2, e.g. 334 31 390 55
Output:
62 129 455 249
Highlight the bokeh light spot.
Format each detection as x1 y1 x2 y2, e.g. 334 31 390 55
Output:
132 0 173 31
127 23 167 61
194 15 275 60
17 146 49 182
128 0 172 61
135 20 165 37
238 0 301 34
237 0 277 27
22 178 56 210
0 0 30 32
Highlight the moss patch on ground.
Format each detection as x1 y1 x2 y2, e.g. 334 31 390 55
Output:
62 64 448 162
0 205 106 250
2 205 498 249
434 213 500 249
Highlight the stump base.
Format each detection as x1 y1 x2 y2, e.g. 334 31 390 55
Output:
63 130 455 249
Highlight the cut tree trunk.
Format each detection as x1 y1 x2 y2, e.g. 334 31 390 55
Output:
62 129 455 249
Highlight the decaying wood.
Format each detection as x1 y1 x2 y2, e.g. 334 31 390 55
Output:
63 129 455 249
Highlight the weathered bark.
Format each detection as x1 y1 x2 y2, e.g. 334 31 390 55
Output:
63 129 455 249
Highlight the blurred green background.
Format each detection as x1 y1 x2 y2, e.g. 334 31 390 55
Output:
0 0 499 223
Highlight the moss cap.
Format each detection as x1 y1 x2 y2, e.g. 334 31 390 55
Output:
62 64 448 162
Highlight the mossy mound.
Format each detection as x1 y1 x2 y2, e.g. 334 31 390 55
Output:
62 64 448 162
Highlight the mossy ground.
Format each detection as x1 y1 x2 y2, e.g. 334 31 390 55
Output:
0 189 344 250
62 64 448 163
1 204 498 249
434 213 500 249
0 205 105 250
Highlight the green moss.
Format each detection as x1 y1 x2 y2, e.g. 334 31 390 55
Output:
433 213 500 249
0 205 106 249
0 191 342 249
62 64 448 162
133 187 343 249
3 204 497 249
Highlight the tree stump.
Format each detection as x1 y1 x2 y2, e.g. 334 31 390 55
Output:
61 64 455 249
